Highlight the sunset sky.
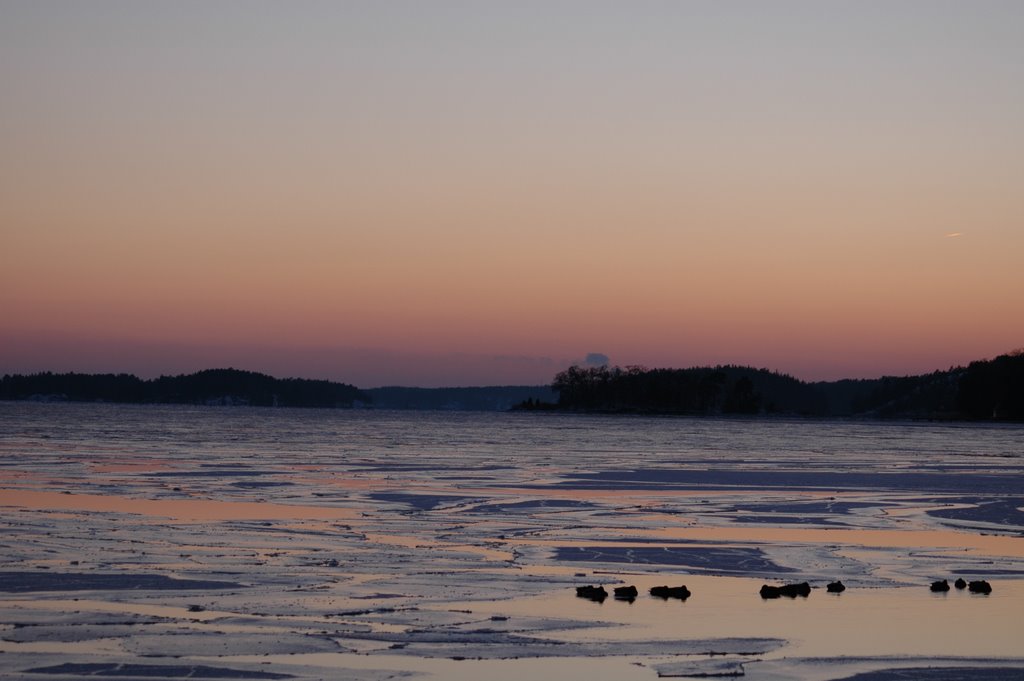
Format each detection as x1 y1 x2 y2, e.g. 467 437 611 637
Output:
2 2 1022 387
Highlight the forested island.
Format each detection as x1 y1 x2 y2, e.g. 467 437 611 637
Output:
523 351 1024 421
0 368 368 408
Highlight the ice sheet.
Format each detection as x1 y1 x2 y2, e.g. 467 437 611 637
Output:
1 405 1022 680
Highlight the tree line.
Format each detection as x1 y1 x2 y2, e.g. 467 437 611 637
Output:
547 364 822 415
3 352 1021 419
532 351 1024 421
0 368 369 408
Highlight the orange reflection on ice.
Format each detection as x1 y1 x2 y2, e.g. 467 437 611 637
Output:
0 489 357 522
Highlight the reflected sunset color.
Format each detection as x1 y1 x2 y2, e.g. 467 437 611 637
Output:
2 405 1023 679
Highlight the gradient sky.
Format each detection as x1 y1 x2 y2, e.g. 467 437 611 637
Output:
2 2 1022 387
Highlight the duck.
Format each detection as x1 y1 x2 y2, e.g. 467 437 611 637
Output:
575 585 608 602
650 585 691 600
614 585 639 601
760 582 811 599
968 580 992 594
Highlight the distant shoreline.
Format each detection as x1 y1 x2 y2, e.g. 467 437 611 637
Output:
2 351 1021 421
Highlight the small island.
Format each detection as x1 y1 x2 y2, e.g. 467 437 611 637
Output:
517 351 1024 421
0 368 369 409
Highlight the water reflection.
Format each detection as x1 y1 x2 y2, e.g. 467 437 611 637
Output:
0 404 1022 679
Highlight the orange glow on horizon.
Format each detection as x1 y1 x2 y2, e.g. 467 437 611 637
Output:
2 4 1022 385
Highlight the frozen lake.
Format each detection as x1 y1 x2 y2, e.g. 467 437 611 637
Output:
1 403 1022 680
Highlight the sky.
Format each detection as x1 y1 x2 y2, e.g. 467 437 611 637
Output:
1 1 1022 387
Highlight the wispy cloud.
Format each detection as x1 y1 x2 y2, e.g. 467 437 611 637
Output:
945 232 963 238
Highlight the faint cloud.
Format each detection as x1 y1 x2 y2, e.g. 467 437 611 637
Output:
583 352 610 367
944 232 963 238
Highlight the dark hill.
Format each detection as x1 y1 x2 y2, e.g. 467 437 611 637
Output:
541 352 1024 421
0 368 369 409
547 364 825 416
958 351 1024 419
